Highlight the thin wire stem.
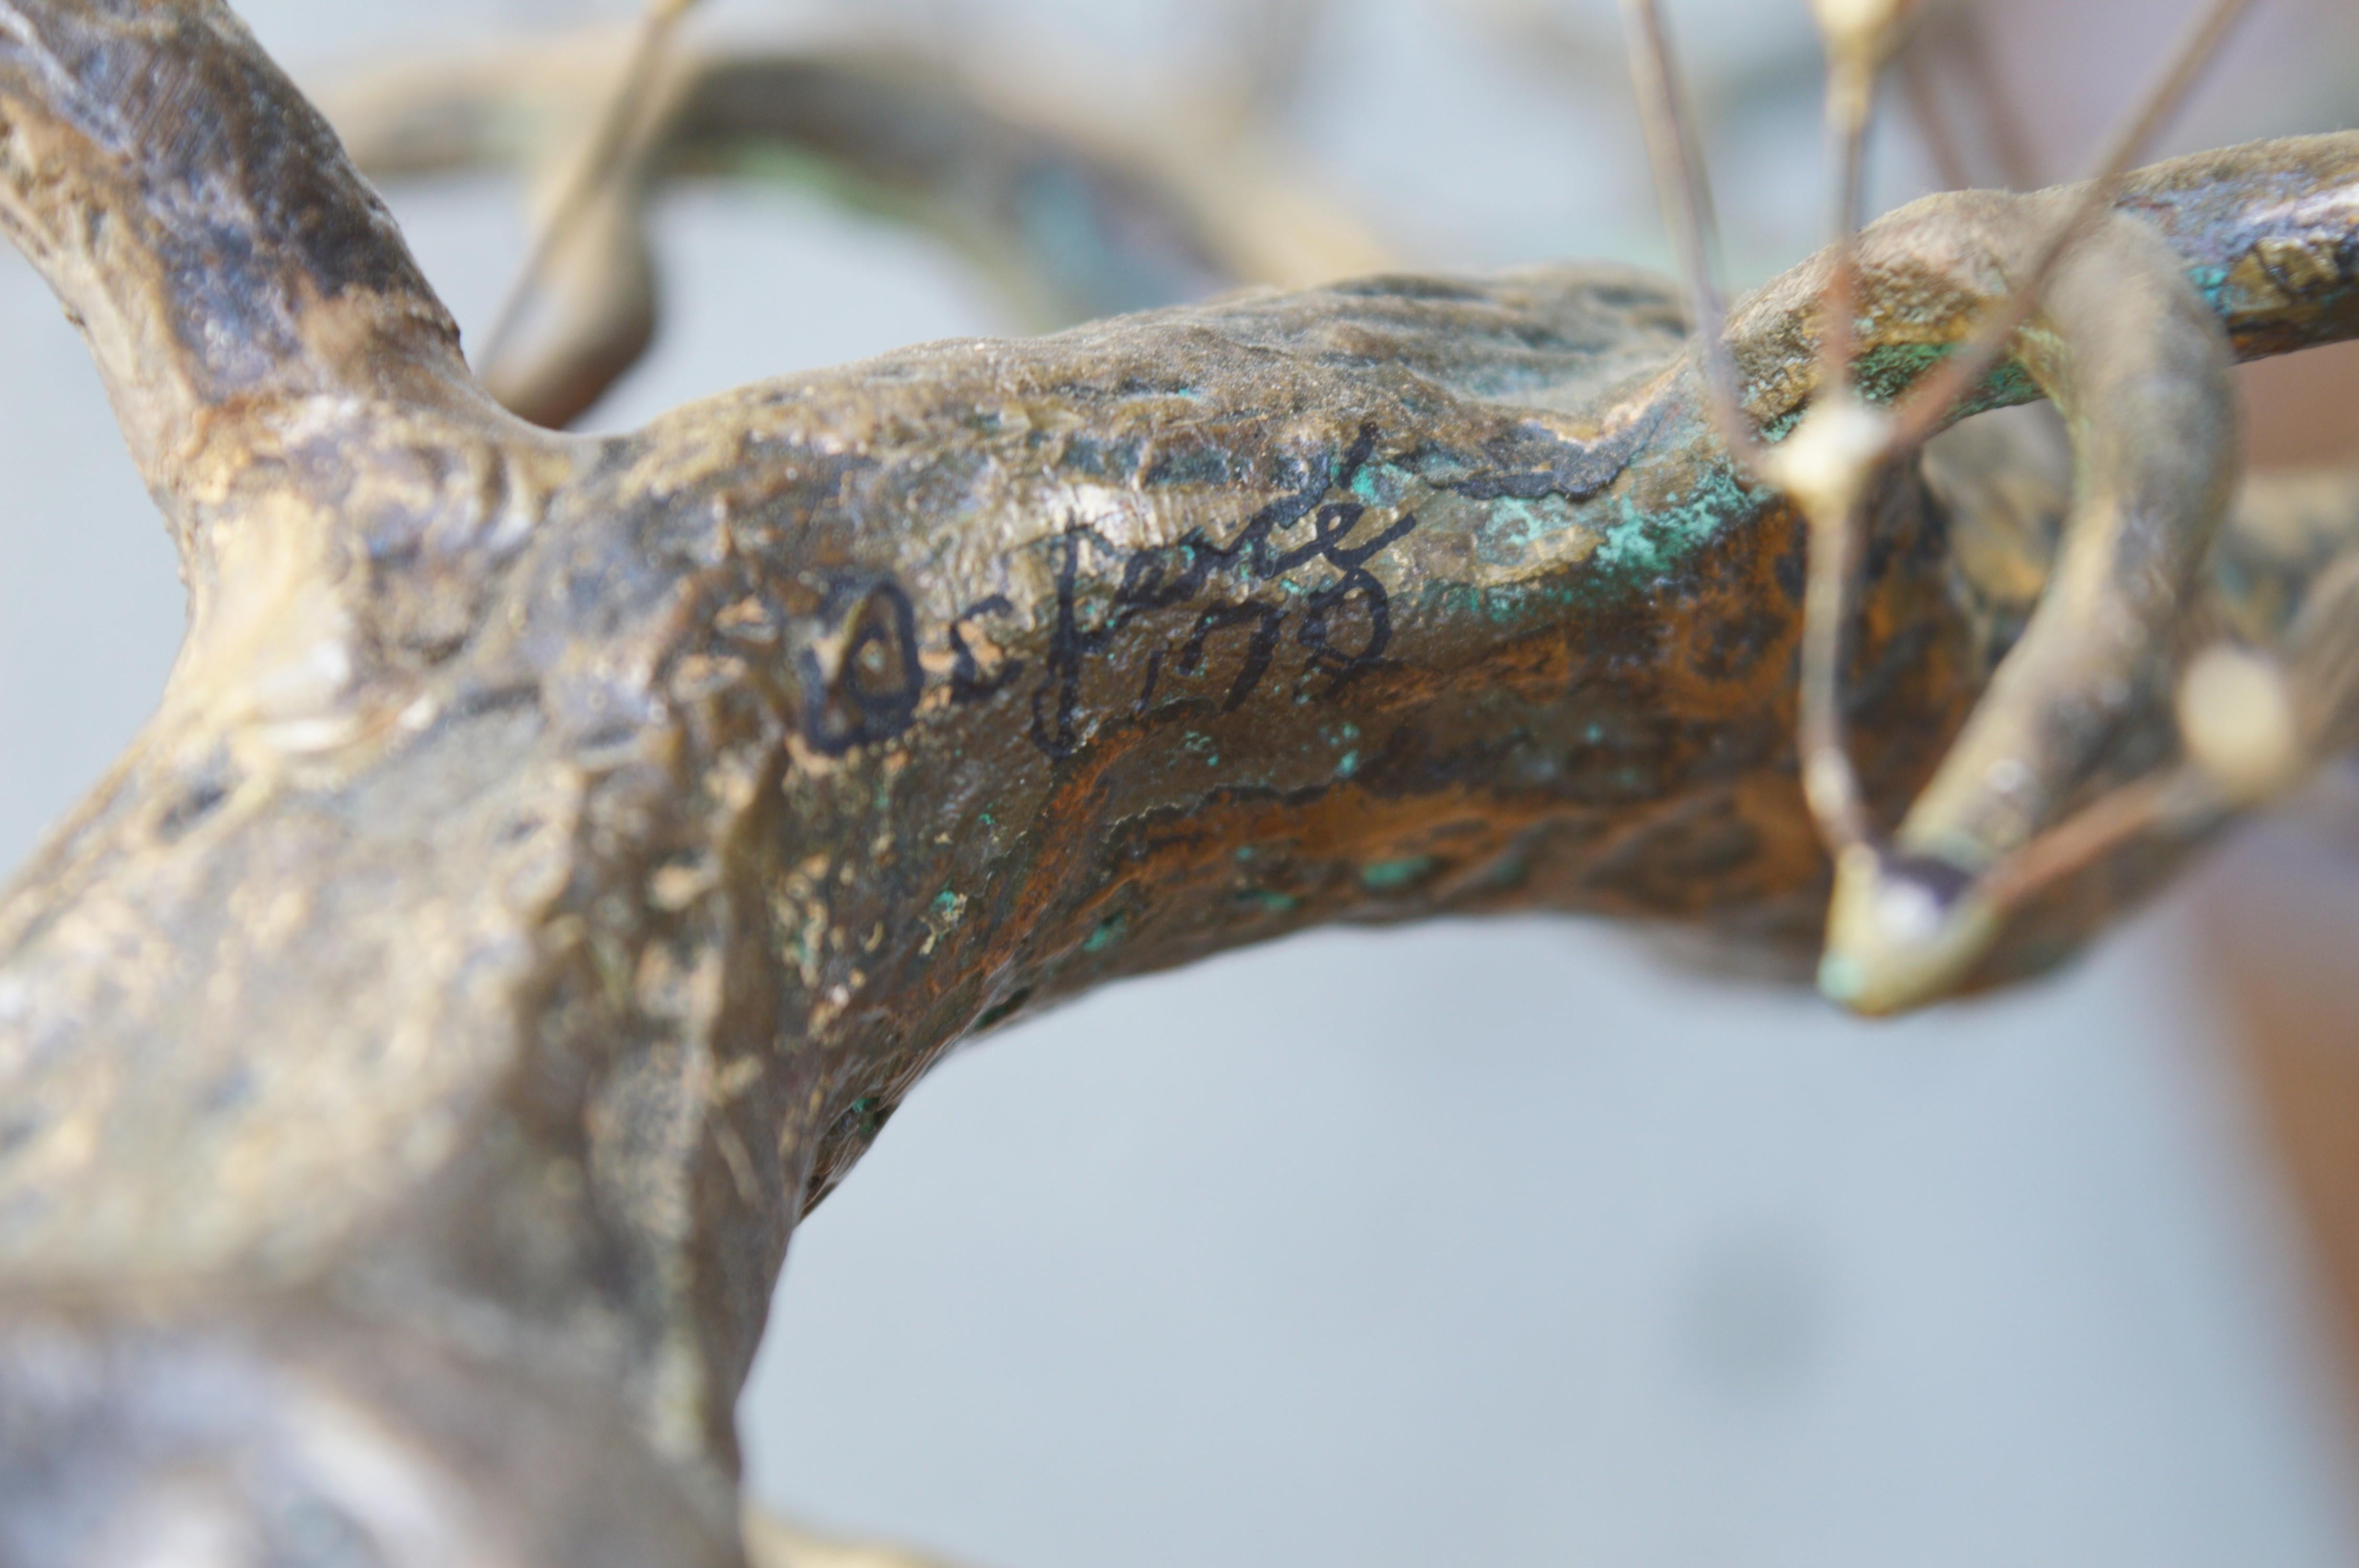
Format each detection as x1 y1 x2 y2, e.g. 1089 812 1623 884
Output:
1944 1 2040 190
1975 768 2215 914
1793 24 1891 858
1986 561 2359 916
1885 0 2258 452
1797 495 1874 851
1816 97 1870 392
1618 0 1760 469
1898 40 1975 192
1806 0 2257 901
475 0 704 389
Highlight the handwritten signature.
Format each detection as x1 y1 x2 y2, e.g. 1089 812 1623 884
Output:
797 423 1417 760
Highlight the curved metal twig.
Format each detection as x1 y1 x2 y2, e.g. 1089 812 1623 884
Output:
0 4 2353 1561
315 25 1391 428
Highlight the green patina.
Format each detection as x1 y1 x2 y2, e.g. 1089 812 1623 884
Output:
2184 257 2359 339
2186 262 2232 312
1337 750 1360 778
1083 913 1127 953
1238 888 1300 914
1560 333 2055 610
1591 462 1758 587
1415 580 1480 623
1359 856 1437 891
1850 340 2040 417
1349 458 1412 508
1479 495 1575 556
1480 853 1533 892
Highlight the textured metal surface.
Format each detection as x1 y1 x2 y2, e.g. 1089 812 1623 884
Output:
0 4 2354 1563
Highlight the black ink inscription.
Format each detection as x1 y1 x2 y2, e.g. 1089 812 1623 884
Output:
800 578 922 755
1440 399 1671 502
1177 600 1285 712
1029 527 1094 759
1299 570 1390 673
1028 422 1420 759
788 426 1421 762
948 594 1025 704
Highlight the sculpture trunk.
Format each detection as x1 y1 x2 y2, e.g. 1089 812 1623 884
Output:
0 4 2354 1564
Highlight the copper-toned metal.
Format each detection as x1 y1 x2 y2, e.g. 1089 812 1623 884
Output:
0 5 2355 1562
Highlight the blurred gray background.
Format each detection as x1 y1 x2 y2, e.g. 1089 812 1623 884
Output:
2 2 2357 1564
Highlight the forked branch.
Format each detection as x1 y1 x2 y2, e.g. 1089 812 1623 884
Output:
0 4 2354 1565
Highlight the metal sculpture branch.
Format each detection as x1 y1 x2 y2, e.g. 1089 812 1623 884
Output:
314 11 1385 428
0 3 2354 1564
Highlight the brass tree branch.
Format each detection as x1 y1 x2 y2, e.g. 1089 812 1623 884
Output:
0 4 494 467
315 26 1391 428
0 4 2354 1564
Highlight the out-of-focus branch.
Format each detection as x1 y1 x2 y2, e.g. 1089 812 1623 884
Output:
2 3 2357 1560
0 0 499 506
745 1508 967 1568
315 27 1391 427
475 0 708 390
1646 0 2272 1009
1899 0 2040 190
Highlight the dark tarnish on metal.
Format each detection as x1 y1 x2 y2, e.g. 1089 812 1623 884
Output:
0 5 2354 1564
